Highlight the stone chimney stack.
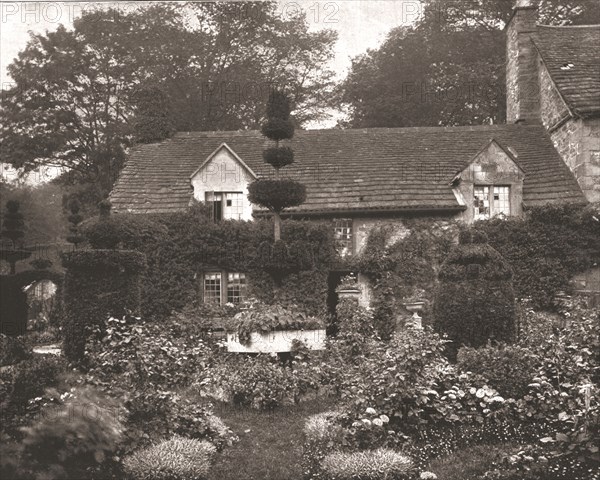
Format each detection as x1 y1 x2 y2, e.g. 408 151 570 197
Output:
506 0 541 124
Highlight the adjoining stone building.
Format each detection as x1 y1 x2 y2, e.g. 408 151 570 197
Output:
110 1 598 308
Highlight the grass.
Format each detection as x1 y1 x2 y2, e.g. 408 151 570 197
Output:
426 443 517 480
209 398 334 480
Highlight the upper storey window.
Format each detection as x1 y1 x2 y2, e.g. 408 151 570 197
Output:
474 185 510 220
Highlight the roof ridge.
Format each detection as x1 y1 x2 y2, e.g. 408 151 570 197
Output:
173 124 543 138
536 24 600 29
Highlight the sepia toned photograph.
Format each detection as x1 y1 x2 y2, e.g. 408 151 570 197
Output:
0 1 599 479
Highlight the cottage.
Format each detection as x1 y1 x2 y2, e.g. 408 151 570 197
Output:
110 1 598 307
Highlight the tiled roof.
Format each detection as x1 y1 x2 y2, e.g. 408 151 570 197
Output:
533 25 600 117
110 125 585 215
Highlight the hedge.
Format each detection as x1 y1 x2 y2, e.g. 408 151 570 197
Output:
433 230 516 356
83 210 337 320
473 202 600 308
62 249 146 361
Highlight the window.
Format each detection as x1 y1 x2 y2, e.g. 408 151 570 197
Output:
334 219 353 257
203 271 246 304
205 192 244 221
227 273 246 304
203 273 222 304
474 185 510 220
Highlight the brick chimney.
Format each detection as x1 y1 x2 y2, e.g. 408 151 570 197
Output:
506 0 541 124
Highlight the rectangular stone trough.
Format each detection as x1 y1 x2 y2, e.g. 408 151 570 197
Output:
227 329 326 353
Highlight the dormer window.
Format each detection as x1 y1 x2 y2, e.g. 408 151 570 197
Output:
206 192 244 221
474 185 510 220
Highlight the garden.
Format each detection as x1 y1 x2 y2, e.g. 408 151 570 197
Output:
0 197 598 480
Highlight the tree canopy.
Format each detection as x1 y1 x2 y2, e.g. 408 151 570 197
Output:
337 0 600 128
1 2 337 197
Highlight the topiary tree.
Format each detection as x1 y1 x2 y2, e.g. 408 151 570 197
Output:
65 198 85 249
248 91 306 241
433 229 516 358
1 200 31 274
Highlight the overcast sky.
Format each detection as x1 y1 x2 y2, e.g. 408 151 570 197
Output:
1 0 421 87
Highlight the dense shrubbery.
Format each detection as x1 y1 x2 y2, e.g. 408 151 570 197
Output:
62 250 146 362
0 334 32 366
434 230 516 354
474 203 600 309
18 387 124 480
457 343 539 399
9 356 65 408
124 436 216 480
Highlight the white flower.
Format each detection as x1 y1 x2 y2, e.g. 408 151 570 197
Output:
361 419 372 427
373 418 384 427
420 472 438 480
365 407 377 415
380 414 390 423
490 396 505 403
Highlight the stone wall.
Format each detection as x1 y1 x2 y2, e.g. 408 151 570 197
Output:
538 59 570 130
550 117 600 203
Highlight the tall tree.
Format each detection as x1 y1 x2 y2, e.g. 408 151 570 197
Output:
248 91 306 241
337 0 600 128
0 2 336 197
0 200 31 274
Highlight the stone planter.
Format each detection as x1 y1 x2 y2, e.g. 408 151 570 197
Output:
403 301 425 329
227 329 326 353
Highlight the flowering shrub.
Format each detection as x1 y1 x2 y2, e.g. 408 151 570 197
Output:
320 448 414 480
457 343 539 398
123 436 216 480
201 354 297 410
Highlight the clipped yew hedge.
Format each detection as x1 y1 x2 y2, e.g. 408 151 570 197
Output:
62 249 146 361
433 230 516 356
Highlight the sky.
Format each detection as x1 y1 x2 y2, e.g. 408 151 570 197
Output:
0 0 422 87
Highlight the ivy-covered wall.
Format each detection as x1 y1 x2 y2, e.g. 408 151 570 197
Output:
90 208 338 319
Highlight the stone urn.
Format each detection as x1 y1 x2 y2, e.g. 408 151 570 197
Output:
403 301 425 329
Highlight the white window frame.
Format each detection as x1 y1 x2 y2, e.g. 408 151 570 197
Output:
334 219 353 257
203 271 247 304
474 185 511 220
205 191 245 221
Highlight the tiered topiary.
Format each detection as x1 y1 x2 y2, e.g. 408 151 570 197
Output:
62 201 146 362
248 91 306 242
65 198 85 249
433 230 516 357
1 200 32 274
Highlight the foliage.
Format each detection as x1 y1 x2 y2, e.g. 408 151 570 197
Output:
131 85 175 144
19 387 124 480
202 354 300 410
87 314 211 392
0 334 32 367
231 302 323 345
102 211 336 319
457 343 539 399
125 389 236 452
337 0 600 128
263 145 295 169
62 250 145 362
1 3 336 192
0 275 28 336
9 356 65 408
1 200 32 274
433 232 516 354
320 449 414 480
65 198 85 247
123 436 216 480
353 220 456 338
473 203 600 309
248 179 307 212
